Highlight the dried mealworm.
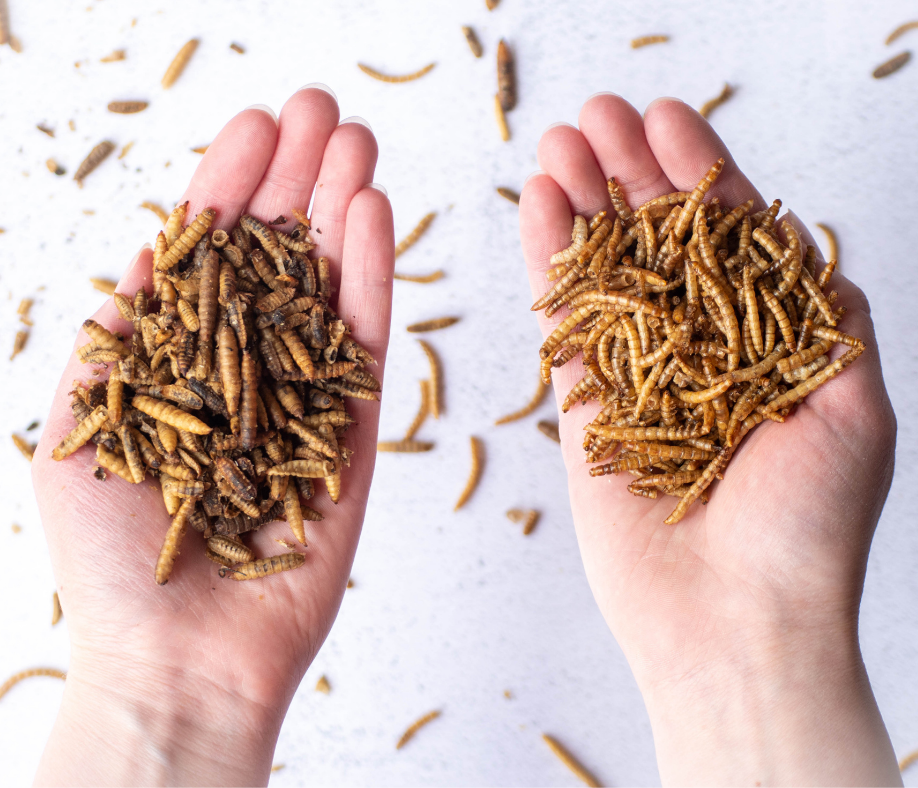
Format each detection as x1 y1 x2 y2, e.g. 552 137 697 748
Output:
541 734 602 788
395 212 436 258
407 316 460 333
11 433 35 461
874 51 911 78
154 497 196 585
454 436 484 511
219 552 306 580
161 38 199 88
631 34 670 48
416 339 442 418
462 26 483 57
404 380 430 441
51 591 62 626
494 93 511 141
507 508 540 535
358 62 436 83
377 440 435 453
73 140 115 186
156 208 215 271
699 83 735 120
207 535 254 564
107 100 148 114
815 222 838 262
89 277 117 295
51 406 109 460
887 20 918 45
497 39 516 111
36 123 54 137
396 710 441 750
229 42 245 54
497 187 520 204
118 141 134 159
0 668 66 703
495 379 550 425
132 396 210 434
393 270 445 283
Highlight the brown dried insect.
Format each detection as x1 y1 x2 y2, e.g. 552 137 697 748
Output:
537 420 560 443
229 42 245 54
462 26 483 57
541 734 602 788
506 508 539 535
162 38 199 88
497 39 516 111
815 222 838 263
358 62 436 83
12 433 35 461
107 100 149 114
393 270 446 283
497 187 520 204
395 212 436 258
873 51 911 78
631 35 670 48
396 710 441 750
699 83 735 120
219 552 306 580
494 93 510 142
407 317 460 333
377 440 435 453
454 436 484 511
0 668 66 703
73 140 115 186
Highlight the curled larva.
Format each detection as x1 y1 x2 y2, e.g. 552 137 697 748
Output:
396 710 441 750
699 83 735 120
358 61 436 83
454 436 484 511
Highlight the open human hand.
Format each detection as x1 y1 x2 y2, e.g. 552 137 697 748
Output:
520 94 899 784
31 86 394 786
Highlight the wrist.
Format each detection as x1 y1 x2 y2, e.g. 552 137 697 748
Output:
36 646 284 787
639 620 900 785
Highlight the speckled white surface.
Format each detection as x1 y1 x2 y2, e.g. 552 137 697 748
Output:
1 1 917 785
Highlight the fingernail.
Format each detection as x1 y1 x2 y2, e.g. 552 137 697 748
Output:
245 104 278 123
523 169 546 185
645 96 684 113
586 91 622 101
297 83 338 102
543 121 575 135
118 243 152 287
365 182 387 197
340 115 372 132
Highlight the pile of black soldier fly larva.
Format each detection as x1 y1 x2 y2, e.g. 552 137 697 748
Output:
52 204 379 584
534 160 864 524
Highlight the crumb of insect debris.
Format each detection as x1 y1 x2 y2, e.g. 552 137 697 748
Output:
346 578 354 588
462 26 483 57
46 158 66 176
315 675 331 694
51 592 63 626
274 538 297 550
497 187 520 204
12 434 36 461
26 421 39 431
504 690 512 699
164 161 171 168
93 466 106 481
270 764 285 773
36 124 55 138
100 49 126 62
10 330 28 360
68 120 76 131
9 35 21 53
11 524 22 534
17 297 33 319
191 146 209 154
230 42 245 54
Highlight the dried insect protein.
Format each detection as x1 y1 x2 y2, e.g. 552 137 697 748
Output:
407 317 460 333
377 440 434 453
393 270 445 283
155 496 196 584
874 51 911 78
358 62 436 83
497 187 520 204
495 379 549 425
494 93 511 142
395 212 436 258
220 552 306 580
73 141 115 186
396 710 441 750
541 734 602 788
886 20 918 45
462 26 483 57
497 39 516 111
631 35 670 48
162 38 199 88
0 668 66 703
699 83 735 119
107 101 148 114
416 340 442 418
454 437 484 511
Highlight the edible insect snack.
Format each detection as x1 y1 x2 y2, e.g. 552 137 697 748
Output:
533 160 863 524
358 62 436 83
51 208 379 585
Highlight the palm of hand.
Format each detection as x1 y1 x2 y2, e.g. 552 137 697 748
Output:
32 89 394 710
520 95 895 685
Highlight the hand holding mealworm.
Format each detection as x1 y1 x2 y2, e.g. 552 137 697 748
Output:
31 88 394 787
520 94 898 785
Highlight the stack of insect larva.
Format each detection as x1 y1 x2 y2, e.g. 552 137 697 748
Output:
536 158 865 525
51 203 380 584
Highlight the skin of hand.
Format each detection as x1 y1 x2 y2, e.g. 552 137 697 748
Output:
31 87 394 787
520 94 901 786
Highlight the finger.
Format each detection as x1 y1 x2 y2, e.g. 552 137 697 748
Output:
244 87 341 230
643 97 767 212
577 93 674 210
308 119 379 290
180 106 279 230
536 122 609 219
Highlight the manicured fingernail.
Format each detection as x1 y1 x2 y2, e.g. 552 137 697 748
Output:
297 83 338 102
340 115 372 132
543 121 575 134
245 104 277 123
645 96 684 113
524 169 546 185
586 91 622 101
366 182 387 196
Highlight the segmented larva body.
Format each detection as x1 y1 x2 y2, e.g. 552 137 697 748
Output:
220 552 306 581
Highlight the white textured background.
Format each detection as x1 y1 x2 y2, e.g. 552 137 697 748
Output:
1 1 917 785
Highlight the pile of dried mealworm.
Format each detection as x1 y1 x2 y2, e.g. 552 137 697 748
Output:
51 204 380 584
536 159 864 524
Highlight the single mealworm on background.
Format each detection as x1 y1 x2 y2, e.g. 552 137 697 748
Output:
12 433 35 460
416 340 443 418
140 201 170 223
454 436 484 511
229 42 245 54
699 83 735 119
107 100 149 114
886 20 918 45
537 420 560 443
403 380 430 441
358 62 436 83
162 38 199 88
395 212 436 258
497 187 520 204
815 222 839 262
89 277 118 295
73 140 115 186
494 93 510 141
377 440 435 453
497 39 516 111
541 734 602 787
461 26 483 57
0 668 66 703
393 270 445 283
407 316 460 333
873 50 911 78
631 34 670 48
396 710 441 750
